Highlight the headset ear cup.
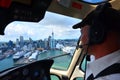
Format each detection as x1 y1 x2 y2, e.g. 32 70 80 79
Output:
87 3 112 45
89 24 106 45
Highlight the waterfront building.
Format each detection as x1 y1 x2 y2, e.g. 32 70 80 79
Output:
56 43 64 50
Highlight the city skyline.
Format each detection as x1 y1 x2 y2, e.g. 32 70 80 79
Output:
0 11 81 42
0 32 78 43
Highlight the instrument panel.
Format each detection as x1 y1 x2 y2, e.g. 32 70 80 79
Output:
0 59 53 80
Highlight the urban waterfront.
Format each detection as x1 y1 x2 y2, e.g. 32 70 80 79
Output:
0 50 72 72
0 11 81 79
0 31 78 72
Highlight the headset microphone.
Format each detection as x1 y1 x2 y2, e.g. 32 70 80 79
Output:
77 44 89 48
78 45 83 48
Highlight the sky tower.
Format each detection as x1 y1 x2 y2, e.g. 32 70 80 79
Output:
51 31 55 49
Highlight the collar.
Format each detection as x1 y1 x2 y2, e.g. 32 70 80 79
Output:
88 49 120 77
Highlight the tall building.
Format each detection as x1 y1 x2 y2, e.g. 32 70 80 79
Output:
16 39 19 45
16 38 20 51
44 38 49 49
8 40 13 48
48 31 55 50
48 36 52 49
20 36 24 47
51 31 55 49
38 40 45 49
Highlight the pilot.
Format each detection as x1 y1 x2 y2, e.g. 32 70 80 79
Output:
73 3 120 80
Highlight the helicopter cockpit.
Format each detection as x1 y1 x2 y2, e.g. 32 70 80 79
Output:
0 0 118 80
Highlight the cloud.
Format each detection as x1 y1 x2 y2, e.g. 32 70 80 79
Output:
40 11 81 27
0 11 81 42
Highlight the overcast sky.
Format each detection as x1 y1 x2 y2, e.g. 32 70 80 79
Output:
0 11 81 42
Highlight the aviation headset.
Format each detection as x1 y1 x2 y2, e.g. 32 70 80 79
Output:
88 3 112 45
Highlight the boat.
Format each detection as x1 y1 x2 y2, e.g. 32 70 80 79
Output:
28 50 39 62
23 51 32 58
13 51 26 60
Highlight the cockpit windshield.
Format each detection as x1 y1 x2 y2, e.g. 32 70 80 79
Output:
0 11 80 72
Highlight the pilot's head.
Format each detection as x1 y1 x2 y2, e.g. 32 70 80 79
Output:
73 3 120 55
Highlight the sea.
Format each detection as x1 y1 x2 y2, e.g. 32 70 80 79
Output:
0 50 85 80
0 50 72 72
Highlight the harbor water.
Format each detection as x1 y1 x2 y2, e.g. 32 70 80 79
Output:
0 50 72 72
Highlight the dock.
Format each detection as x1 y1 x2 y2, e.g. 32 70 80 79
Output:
14 58 36 65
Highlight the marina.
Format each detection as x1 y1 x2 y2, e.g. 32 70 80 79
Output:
0 50 72 72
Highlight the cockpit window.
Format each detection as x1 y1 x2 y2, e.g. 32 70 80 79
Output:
0 11 80 72
80 0 108 4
